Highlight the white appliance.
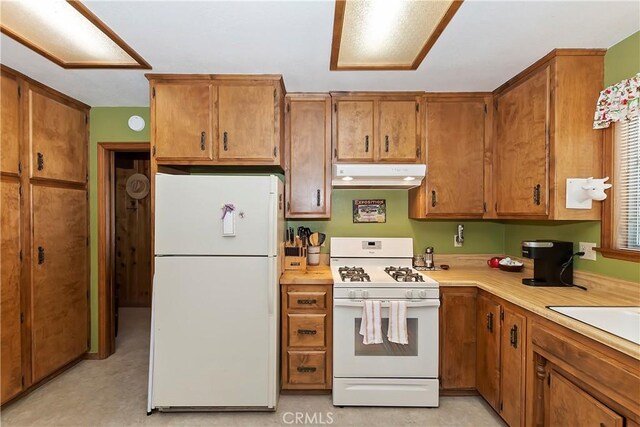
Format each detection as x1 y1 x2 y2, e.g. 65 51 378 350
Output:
331 238 440 407
332 164 426 188
147 174 283 412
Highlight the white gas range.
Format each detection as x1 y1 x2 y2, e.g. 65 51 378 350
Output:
330 238 440 408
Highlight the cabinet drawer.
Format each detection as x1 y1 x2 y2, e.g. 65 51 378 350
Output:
287 290 327 310
288 351 326 385
288 314 326 347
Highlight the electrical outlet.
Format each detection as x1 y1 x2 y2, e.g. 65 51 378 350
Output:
454 235 463 248
579 242 597 261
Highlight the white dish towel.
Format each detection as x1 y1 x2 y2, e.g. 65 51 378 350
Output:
387 301 409 345
359 300 383 345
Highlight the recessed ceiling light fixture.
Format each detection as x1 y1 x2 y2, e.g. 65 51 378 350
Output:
330 0 463 71
0 0 150 69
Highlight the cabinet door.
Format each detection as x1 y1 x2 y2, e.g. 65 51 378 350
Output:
31 185 88 382
425 99 486 216
1 73 20 175
286 97 331 218
549 370 623 427
334 100 375 162
500 308 526 427
153 83 214 160
1 179 22 403
495 66 549 216
440 287 476 390
476 294 501 409
378 100 419 162
218 85 276 161
29 89 87 183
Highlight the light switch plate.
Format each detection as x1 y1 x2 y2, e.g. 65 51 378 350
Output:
579 242 597 261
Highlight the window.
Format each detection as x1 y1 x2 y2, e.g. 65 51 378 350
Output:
600 116 640 261
614 116 640 251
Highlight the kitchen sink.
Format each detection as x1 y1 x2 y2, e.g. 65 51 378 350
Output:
547 306 640 345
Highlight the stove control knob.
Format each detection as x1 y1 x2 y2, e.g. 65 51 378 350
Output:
362 290 369 299
419 290 427 298
348 290 356 299
405 290 414 299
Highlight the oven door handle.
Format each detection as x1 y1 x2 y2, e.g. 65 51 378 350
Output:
334 300 440 308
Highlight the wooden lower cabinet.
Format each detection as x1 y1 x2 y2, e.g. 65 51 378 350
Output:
476 293 502 409
548 370 623 427
530 318 639 427
499 307 526 427
439 287 477 391
281 284 332 391
1 178 23 403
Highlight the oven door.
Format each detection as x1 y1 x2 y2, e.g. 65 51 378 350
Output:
333 299 439 378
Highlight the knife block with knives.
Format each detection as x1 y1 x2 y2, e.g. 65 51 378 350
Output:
283 227 308 271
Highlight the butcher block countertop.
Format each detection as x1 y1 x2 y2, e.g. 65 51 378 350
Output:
281 265 640 360
280 266 333 285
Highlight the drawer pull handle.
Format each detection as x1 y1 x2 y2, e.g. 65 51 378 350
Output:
297 366 317 373
297 329 317 335
37 152 44 171
486 312 494 333
364 135 369 153
200 131 206 151
223 131 229 151
297 299 317 305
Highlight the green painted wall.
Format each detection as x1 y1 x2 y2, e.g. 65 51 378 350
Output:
289 189 504 255
604 31 640 85
89 107 150 352
503 31 640 283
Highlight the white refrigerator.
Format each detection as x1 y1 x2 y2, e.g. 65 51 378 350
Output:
148 174 283 412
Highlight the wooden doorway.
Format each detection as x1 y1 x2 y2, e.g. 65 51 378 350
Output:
97 142 150 359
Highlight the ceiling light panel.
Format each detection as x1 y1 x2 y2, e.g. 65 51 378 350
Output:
0 0 150 69
332 0 462 70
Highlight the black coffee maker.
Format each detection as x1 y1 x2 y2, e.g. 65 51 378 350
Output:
521 240 573 286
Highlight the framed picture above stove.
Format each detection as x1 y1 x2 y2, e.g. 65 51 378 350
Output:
352 199 386 223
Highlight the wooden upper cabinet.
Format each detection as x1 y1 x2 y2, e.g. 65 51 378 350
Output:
148 75 284 167
1 73 20 175
499 307 527 427
439 287 477 391
153 82 214 161
332 94 422 164
492 50 605 219
218 84 278 162
476 293 501 411
495 66 549 217
333 99 375 162
28 88 88 184
285 95 331 218
549 370 623 427
409 96 488 218
1 179 23 404
378 99 420 162
31 185 88 382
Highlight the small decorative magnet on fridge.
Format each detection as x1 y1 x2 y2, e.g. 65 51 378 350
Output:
221 203 236 236
566 177 612 209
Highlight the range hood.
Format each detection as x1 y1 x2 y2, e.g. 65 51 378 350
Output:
332 164 426 189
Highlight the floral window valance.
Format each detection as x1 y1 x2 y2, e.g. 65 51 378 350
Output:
593 73 640 129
